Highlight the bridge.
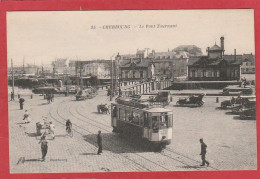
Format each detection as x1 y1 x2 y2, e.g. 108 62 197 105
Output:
99 80 172 95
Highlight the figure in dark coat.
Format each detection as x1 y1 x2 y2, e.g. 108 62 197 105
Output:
11 92 15 101
19 98 25 110
97 131 102 155
39 135 48 161
200 138 210 166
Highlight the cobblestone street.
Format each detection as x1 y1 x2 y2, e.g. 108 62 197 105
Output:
8 90 257 173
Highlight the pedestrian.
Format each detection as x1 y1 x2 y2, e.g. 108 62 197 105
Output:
66 119 72 135
18 94 20 99
11 92 15 101
39 135 48 161
51 93 54 102
19 98 25 110
199 138 210 167
22 110 30 123
49 122 55 139
97 130 102 155
46 94 50 104
31 94 33 99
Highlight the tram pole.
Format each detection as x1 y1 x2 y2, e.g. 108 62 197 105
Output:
110 54 116 101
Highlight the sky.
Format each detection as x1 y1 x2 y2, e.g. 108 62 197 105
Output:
7 9 255 66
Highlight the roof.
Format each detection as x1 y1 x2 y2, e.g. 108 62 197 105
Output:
136 50 146 54
145 107 172 113
209 44 222 51
187 56 205 66
223 55 243 63
120 58 153 68
188 56 241 67
242 54 255 62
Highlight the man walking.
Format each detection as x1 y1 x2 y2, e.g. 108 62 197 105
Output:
97 130 102 155
39 135 48 161
19 98 25 110
11 92 15 101
199 138 210 167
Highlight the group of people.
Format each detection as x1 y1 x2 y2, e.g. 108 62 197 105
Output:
46 93 54 104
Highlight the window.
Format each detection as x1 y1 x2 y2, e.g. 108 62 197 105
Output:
159 113 168 129
203 70 206 77
139 113 144 126
144 113 149 127
152 116 159 133
167 114 172 127
119 108 125 120
132 112 140 125
192 70 196 77
214 71 217 77
125 110 131 122
140 71 143 78
133 71 136 78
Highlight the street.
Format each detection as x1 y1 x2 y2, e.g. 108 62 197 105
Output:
8 89 257 173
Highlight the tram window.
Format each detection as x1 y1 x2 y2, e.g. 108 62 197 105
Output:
159 114 168 129
125 110 131 122
112 106 117 118
168 114 172 127
152 116 159 133
144 113 149 127
139 113 144 126
119 108 125 120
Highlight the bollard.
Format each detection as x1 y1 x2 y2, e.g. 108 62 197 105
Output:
31 94 33 99
216 97 219 103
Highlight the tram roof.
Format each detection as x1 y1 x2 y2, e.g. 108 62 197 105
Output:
144 107 172 113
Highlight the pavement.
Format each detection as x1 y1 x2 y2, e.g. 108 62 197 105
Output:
8 89 257 173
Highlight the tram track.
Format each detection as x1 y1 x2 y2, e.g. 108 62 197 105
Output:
67 100 173 171
48 98 154 172
48 96 218 171
76 97 219 171
74 100 205 171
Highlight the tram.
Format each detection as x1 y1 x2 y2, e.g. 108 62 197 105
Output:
111 97 173 150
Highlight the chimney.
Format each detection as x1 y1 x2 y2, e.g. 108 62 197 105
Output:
220 37 225 55
207 47 210 56
234 49 236 61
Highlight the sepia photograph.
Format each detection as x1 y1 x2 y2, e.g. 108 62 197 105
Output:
6 9 256 173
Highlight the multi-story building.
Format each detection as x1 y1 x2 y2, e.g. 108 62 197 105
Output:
52 58 69 74
83 62 110 78
188 37 241 81
119 58 155 81
241 54 255 74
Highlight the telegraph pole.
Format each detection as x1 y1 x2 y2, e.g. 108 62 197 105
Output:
110 54 116 101
11 59 14 95
79 62 83 89
23 57 25 74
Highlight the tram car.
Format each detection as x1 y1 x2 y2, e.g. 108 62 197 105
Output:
111 97 173 150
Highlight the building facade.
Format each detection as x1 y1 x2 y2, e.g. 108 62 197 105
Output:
83 62 110 78
241 54 255 74
188 37 241 81
119 58 155 81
